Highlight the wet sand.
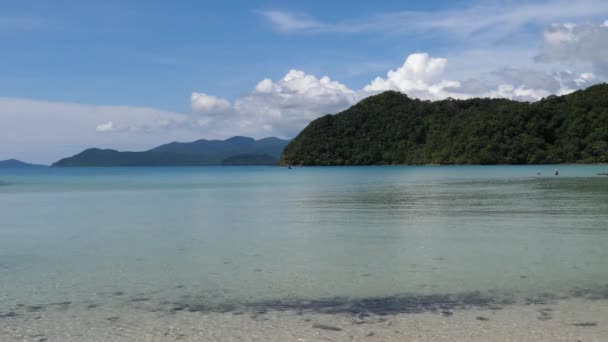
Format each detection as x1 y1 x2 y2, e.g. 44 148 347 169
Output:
1 297 606 341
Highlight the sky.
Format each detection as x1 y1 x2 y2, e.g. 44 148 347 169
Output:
1 0 608 163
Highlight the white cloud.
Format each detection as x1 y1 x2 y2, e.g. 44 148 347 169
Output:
536 21 608 75
575 72 596 85
190 92 231 114
257 10 326 32
191 69 360 138
361 54 598 101
96 121 116 132
259 1 608 40
364 53 448 95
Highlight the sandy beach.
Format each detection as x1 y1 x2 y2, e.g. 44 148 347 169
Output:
1 297 607 342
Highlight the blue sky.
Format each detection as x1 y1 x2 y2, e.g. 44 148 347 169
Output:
1 0 608 163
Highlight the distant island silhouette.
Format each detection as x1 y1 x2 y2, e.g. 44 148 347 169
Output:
53 136 289 167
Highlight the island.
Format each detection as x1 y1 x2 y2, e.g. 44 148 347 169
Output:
0 159 47 168
53 136 289 167
280 84 608 165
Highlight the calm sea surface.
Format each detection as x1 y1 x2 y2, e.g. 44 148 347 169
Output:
1 165 607 312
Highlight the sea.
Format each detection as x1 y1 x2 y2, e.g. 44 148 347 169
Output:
1 165 607 341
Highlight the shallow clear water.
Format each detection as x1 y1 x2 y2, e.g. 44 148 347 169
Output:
1 165 607 313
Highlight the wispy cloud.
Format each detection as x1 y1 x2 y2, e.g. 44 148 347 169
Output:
256 10 327 32
0 16 44 32
259 0 608 39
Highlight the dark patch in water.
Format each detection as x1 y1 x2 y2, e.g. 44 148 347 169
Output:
476 316 489 321
49 301 71 308
86 303 99 309
312 323 342 331
572 322 598 327
106 316 120 322
112 291 125 296
441 310 453 316
27 305 44 312
570 285 608 300
0 311 17 318
537 308 553 321
169 290 499 316
525 293 560 306
129 297 151 303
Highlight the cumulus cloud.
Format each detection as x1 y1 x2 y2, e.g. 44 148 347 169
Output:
190 92 231 114
359 53 599 101
536 21 608 75
96 121 116 132
364 53 449 97
191 69 359 138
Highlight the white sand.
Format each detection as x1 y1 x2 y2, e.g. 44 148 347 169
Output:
1 298 607 341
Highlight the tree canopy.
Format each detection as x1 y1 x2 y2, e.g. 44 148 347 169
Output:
280 84 608 165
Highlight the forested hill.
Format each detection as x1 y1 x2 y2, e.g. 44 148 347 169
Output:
53 136 289 166
280 84 608 165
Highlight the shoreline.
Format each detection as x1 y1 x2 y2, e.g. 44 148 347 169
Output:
1 297 606 341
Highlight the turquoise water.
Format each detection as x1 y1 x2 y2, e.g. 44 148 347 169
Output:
1 165 607 313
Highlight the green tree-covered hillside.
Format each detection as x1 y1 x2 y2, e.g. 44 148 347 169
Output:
281 84 608 165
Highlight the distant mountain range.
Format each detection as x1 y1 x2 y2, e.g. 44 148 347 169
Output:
281 84 608 165
0 159 47 168
52 136 290 167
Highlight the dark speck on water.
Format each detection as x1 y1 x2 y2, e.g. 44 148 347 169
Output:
537 308 553 321
441 310 453 316
572 322 598 327
312 323 342 331
130 297 151 302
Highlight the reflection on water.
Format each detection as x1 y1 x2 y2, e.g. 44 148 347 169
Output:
0 165 607 315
